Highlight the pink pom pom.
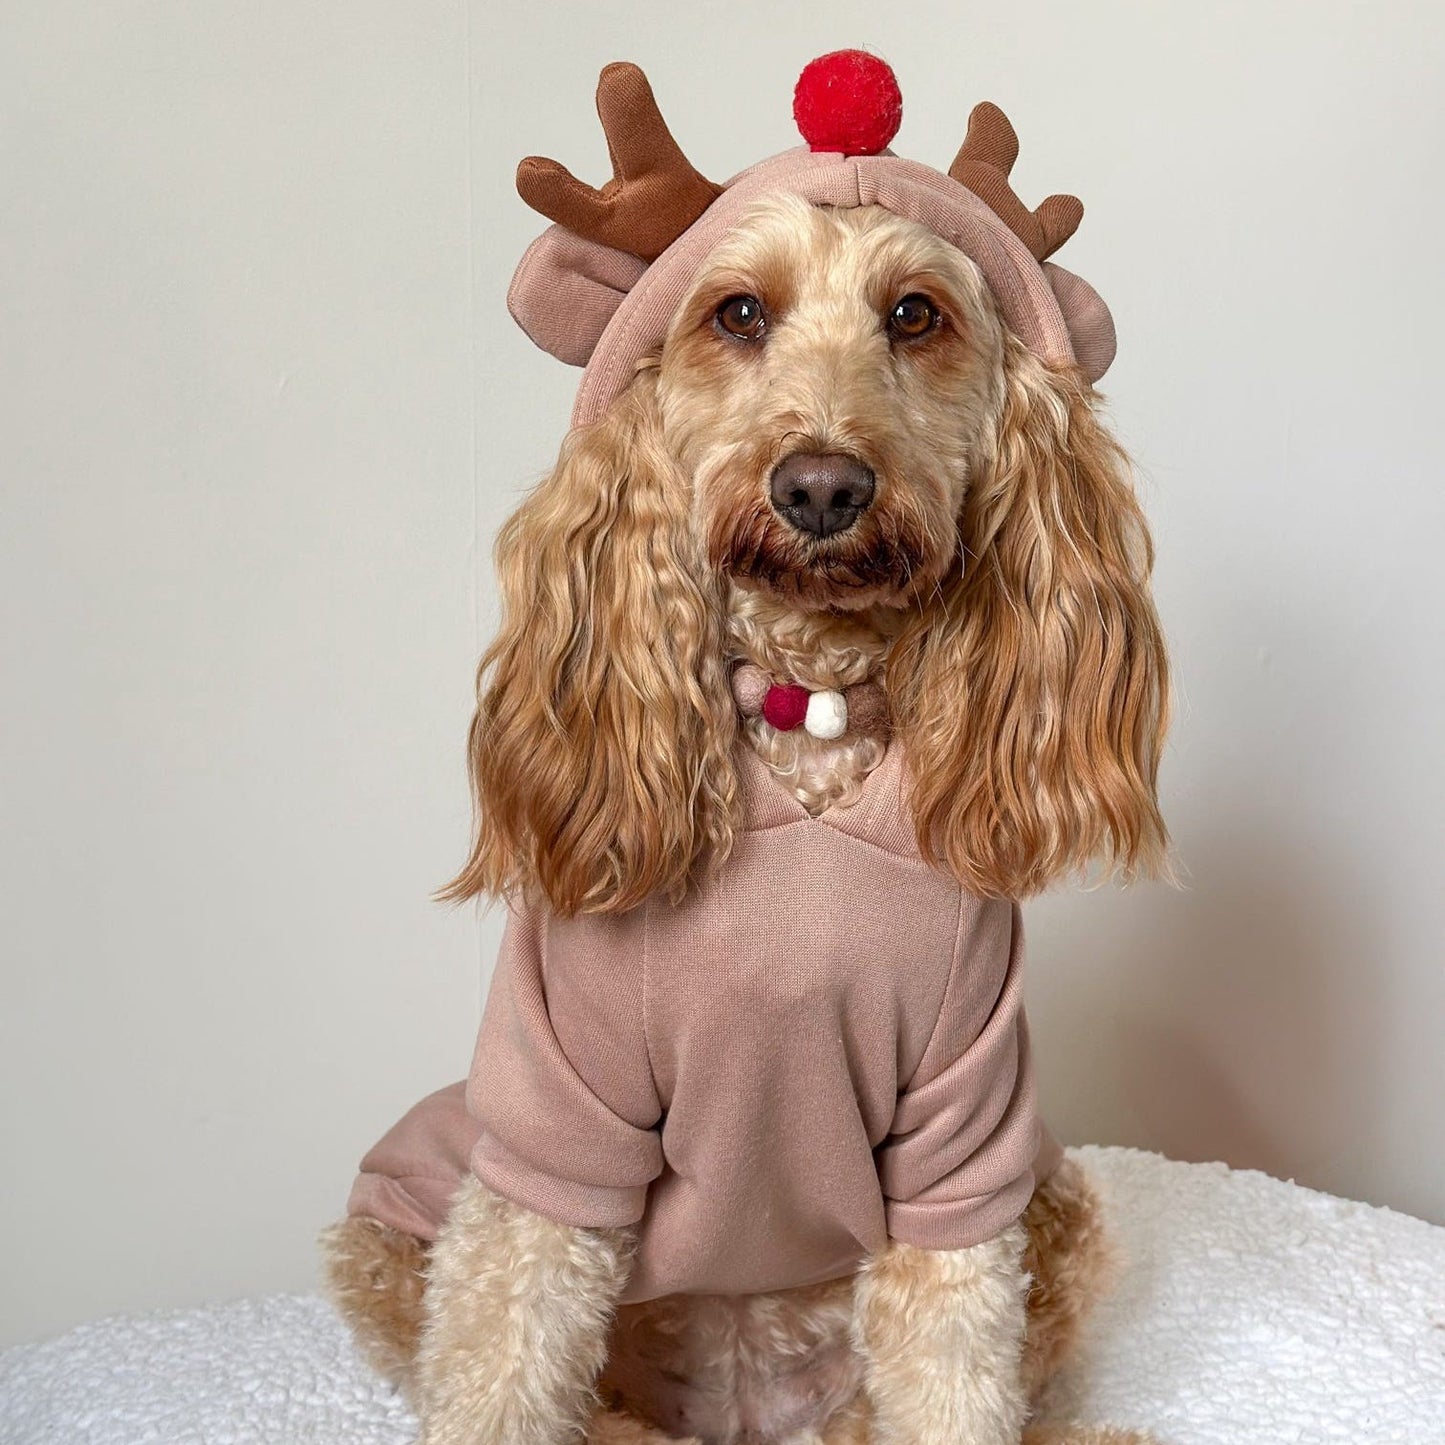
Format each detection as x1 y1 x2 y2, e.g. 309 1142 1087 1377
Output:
792 51 902 157
762 684 810 732
731 663 772 717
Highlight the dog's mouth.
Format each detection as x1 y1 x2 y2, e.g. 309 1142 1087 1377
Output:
710 495 937 611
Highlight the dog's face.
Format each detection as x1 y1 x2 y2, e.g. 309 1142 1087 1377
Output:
656 196 1007 612
446 193 1168 915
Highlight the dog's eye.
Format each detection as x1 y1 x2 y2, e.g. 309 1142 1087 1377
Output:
887 294 939 341
716 294 767 342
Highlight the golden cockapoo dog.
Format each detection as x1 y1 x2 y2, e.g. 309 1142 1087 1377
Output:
323 57 1166 1445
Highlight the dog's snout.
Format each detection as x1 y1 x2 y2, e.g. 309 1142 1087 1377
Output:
769 453 876 539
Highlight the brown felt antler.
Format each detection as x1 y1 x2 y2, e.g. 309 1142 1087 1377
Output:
948 102 1083 261
516 63 723 265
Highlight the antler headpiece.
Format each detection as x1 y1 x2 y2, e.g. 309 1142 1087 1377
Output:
515 63 722 265
507 51 1117 425
947 102 1082 262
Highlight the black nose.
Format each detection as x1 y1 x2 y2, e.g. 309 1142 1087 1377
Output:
769 453 876 538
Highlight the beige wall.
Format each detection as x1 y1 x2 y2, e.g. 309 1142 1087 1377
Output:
3 1 1442 1347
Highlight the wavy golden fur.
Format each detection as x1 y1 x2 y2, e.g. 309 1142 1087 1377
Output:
442 194 1167 914
890 339 1169 897
437 376 739 915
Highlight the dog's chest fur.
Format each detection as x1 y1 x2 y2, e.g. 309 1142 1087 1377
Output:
726 586 896 816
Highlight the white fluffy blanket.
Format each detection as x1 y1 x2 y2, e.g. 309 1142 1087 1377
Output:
3 1147 1442 1444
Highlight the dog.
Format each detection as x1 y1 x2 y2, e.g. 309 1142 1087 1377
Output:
322 57 1168 1445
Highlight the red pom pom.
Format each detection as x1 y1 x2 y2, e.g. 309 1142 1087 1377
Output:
762 684 810 732
792 50 902 157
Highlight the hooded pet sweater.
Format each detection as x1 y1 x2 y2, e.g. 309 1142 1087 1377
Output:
348 741 1060 1303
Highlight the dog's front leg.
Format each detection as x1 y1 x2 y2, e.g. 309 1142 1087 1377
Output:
415 1175 633 1445
852 1225 1029 1445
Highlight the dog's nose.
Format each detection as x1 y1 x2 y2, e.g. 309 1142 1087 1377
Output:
769 453 876 538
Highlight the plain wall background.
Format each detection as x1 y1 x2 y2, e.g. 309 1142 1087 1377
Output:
3 0 1442 1347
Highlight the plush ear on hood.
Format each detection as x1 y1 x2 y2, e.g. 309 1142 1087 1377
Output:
1044 262 1117 384
507 225 647 367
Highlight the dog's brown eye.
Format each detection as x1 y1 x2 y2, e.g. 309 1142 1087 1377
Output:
716 294 767 342
888 294 939 340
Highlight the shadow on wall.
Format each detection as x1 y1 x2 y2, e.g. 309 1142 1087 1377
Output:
1032 814 1387 1207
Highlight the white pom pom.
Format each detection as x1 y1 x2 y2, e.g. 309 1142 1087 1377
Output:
804 688 847 740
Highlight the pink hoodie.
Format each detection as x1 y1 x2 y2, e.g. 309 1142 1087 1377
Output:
347 742 1060 1303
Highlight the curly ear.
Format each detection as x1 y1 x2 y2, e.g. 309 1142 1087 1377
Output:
439 371 739 915
889 341 1169 897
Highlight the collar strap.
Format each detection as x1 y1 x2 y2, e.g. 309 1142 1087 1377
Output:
731 663 889 741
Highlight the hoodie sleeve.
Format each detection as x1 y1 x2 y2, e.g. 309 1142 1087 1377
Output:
466 900 664 1230
876 897 1044 1250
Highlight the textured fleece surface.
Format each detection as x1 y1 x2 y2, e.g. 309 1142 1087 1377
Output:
4 1147 1442 1444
